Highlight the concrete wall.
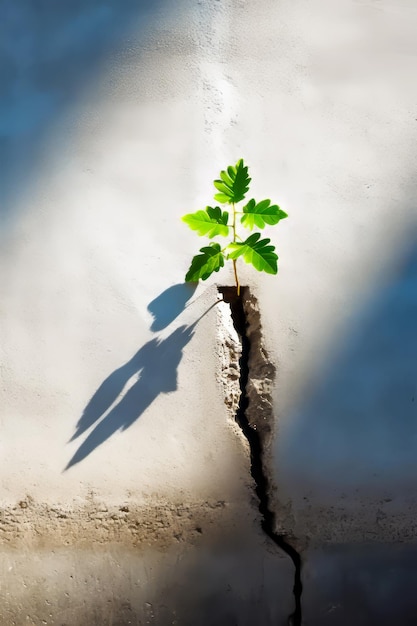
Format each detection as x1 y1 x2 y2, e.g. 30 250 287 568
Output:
1 0 417 624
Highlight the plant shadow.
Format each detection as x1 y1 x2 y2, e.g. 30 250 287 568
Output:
147 282 197 331
65 281 219 471
66 323 196 470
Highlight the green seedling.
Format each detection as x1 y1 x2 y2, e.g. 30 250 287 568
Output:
182 159 287 295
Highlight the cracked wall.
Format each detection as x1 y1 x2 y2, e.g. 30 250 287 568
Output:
218 287 302 624
2 0 417 624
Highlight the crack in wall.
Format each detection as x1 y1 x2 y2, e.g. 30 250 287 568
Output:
218 286 303 626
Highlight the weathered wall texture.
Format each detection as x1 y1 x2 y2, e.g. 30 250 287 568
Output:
252 1 417 623
1 0 417 623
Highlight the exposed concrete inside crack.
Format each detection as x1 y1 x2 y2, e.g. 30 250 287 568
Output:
215 296 243 421
218 286 303 626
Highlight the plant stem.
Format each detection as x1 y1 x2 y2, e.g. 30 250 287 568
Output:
232 202 240 295
233 259 240 296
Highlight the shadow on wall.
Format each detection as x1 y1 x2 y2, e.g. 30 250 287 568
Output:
148 282 198 331
59 282 295 624
0 0 169 223
2 514 294 626
303 544 417 626
65 282 200 470
68 543 293 626
281 234 417 495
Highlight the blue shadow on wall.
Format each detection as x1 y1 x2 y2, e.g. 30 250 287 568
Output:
280 234 417 494
0 0 168 223
147 282 198 331
65 285 215 470
65 323 196 470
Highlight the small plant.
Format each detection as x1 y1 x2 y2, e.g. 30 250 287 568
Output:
182 159 288 295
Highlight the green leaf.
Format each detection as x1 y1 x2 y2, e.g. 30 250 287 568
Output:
219 170 234 187
241 199 288 230
185 243 225 282
227 233 278 274
182 207 229 238
213 158 251 204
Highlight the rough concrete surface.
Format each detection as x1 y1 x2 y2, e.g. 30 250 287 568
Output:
0 499 293 625
302 544 417 626
2 0 417 623
1 544 292 626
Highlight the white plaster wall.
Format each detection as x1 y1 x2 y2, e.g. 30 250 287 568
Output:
254 0 417 538
234 0 417 622
0 2 295 623
1 0 248 505
2 0 417 623
211 0 417 527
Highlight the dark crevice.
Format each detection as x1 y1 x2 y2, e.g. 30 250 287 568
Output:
218 286 303 626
